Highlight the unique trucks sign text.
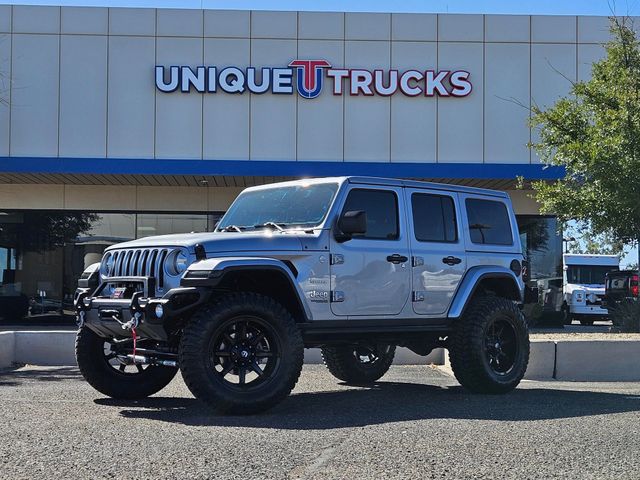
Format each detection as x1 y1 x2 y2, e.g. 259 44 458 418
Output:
155 59 472 98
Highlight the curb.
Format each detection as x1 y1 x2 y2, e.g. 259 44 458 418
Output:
0 330 445 368
3 331 640 382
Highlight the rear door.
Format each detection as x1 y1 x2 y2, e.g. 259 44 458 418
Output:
405 188 466 315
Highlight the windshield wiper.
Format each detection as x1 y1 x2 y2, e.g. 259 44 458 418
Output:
220 225 244 232
255 222 286 232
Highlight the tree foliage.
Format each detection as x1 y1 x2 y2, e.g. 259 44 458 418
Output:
530 17 640 246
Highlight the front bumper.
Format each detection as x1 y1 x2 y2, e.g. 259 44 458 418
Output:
75 276 209 341
569 304 608 316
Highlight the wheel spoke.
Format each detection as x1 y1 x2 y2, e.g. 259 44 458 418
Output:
105 352 117 360
136 364 143 373
238 322 247 341
249 332 265 347
223 333 235 346
249 360 264 377
220 362 235 377
238 366 247 385
119 363 126 372
214 350 231 357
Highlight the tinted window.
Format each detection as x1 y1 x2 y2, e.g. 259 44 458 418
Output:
466 199 513 245
342 189 399 240
412 193 457 242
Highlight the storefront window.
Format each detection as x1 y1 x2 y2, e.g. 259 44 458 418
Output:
137 214 208 238
517 215 563 321
0 211 223 326
0 211 99 324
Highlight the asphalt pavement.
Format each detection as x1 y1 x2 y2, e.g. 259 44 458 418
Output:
1 364 640 479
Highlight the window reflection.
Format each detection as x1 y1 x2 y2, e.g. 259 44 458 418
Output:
517 216 563 322
0 211 222 326
137 214 207 238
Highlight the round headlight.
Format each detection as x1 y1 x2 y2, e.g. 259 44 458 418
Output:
155 304 164 318
100 253 113 277
168 250 189 276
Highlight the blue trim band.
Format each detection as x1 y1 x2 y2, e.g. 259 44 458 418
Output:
0 157 565 180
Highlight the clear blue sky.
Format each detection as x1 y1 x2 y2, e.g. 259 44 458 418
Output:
0 0 636 16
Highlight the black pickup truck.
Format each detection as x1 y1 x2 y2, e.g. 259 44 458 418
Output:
604 270 639 332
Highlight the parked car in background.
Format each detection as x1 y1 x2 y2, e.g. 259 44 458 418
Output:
603 270 640 332
562 254 619 326
604 270 639 308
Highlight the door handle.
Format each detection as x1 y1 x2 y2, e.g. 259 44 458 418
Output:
442 256 462 266
387 254 408 264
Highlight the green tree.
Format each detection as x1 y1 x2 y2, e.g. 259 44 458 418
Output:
530 17 640 249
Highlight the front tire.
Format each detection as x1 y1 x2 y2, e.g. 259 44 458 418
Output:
321 344 395 385
561 303 573 325
179 293 304 414
449 296 529 394
75 327 178 399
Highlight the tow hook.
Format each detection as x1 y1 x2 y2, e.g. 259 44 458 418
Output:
111 311 142 331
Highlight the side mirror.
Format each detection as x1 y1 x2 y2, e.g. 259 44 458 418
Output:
336 210 367 242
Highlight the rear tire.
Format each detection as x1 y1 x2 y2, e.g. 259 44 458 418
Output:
449 296 529 394
321 344 395 385
75 327 178 400
179 292 304 414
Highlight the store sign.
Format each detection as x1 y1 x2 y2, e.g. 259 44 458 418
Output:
155 59 472 98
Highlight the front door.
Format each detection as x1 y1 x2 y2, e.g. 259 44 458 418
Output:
405 188 466 315
329 186 411 316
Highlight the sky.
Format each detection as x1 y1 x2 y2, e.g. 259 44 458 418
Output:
0 0 637 16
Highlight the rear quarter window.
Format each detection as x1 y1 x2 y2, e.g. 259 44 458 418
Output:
465 198 513 246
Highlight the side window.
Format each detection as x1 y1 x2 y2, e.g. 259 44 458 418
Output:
411 193 457 243
342 189 399 240
465 198 513 245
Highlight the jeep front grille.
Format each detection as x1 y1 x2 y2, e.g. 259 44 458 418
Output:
105 247 176 292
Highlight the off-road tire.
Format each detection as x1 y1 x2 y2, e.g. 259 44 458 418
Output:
75 326 178 399
321 344 395 385
449 296 530 394
179 292 304 414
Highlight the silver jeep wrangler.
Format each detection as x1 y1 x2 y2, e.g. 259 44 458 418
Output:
75 176 530 414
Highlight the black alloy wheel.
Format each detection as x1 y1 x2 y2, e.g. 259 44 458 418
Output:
207 316 280 390
484 317 519 376
321 343 396 385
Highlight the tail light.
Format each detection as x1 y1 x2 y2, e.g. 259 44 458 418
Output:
631 275 639 297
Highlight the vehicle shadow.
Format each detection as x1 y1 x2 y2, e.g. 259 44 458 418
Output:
95 381 640 430
0 366 81 386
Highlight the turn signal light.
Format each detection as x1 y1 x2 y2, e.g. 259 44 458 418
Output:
631 275 639 297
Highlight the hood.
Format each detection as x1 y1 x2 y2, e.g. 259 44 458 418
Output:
105 231 305 253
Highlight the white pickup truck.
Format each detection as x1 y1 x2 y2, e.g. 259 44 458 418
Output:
562 254 619 326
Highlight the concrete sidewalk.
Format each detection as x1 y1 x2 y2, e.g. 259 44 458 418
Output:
2 330 640 381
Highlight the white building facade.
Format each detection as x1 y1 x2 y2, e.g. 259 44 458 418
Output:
0 5 612 323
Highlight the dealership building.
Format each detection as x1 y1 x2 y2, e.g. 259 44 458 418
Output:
0 4 613 323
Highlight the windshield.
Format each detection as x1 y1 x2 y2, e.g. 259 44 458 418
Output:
566 265 617 285
217 183 339 231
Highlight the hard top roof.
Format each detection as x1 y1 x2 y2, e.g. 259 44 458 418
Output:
243 176 509 198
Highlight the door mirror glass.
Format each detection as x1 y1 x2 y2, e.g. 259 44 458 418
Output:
336 210 367 241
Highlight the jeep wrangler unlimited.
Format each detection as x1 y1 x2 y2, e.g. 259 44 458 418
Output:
74 177 529 414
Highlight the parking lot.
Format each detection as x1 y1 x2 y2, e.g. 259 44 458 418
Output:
2 364 640 479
